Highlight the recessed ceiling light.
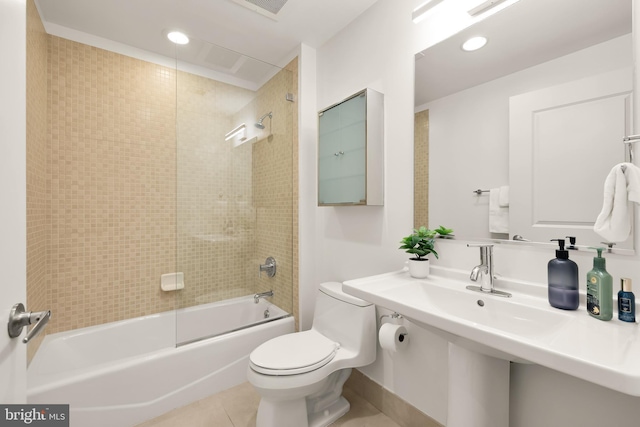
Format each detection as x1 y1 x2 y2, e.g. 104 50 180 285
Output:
167 31 189 45
462 36 488 52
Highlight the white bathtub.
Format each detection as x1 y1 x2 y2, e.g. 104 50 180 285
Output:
27 296 294 427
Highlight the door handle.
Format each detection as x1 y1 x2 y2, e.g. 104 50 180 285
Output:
7 303 51 344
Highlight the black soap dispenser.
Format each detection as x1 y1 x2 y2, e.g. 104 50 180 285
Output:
548 238 579 310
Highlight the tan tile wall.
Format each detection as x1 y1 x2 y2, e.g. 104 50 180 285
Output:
287 59 299 330
414 110 429 229
47 36 178 332
252 61 296 316
26 0 50 360
36 36 297 334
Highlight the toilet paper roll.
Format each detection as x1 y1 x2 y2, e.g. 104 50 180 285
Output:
378 323 408 352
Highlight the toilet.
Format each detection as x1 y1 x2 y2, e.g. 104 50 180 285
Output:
247 281 376 427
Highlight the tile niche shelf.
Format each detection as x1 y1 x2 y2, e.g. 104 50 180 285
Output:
318 88 384 206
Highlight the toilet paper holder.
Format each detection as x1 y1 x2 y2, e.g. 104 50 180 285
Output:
379 311 404 323
378 312 409 350
379 312 408 340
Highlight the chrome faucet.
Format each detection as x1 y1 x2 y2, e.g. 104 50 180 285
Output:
467 244 511 298
469 244 494 291
259 257 277 278
254 290 274 304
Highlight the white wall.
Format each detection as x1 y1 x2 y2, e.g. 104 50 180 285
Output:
307 0 640 426
314 0 416 286
310 1 451 421
297 43 318 330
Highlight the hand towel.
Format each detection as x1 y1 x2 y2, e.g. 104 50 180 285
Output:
594 162 640 242
489 188 509 234
498 185 509 207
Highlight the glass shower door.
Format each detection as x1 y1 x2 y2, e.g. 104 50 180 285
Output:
174 38 295 345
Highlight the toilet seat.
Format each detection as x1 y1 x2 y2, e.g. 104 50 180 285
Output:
250 330 339 376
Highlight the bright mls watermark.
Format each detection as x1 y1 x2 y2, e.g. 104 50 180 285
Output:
0 405 68 426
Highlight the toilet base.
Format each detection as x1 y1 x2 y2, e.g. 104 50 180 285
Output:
254 369 352 427
308 395 350 427
256 396 309 427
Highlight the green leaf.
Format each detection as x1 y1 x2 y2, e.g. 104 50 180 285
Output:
400 225 449 258
435 225 454 235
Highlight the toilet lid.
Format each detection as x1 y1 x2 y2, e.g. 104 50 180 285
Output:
250 330 339 375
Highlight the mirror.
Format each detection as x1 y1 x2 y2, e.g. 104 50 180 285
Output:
415 0 634 253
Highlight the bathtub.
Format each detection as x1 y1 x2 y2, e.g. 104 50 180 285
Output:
27 296 294 427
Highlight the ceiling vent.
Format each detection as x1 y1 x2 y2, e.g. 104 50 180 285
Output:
231 0 289 20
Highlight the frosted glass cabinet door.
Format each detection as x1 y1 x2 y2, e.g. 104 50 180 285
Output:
318 88 384 206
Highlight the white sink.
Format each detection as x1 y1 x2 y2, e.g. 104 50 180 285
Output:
343 267 640 397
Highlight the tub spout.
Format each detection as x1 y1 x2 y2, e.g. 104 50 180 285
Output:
254 290 274 304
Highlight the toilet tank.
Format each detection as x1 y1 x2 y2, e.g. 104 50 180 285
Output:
312 282 376 364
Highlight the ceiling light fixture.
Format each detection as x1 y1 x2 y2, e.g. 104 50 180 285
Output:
462 36 488 52
467 0 510 17
412 0 447 23
167 31 190 45
224 123 246 141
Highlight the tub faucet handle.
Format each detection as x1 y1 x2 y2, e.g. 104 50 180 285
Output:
7 303 51 344
259 257 276 278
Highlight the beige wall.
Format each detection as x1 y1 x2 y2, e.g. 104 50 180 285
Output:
26 0 49 359
252 61 297 317
288 59 299 328
414 110 429 229
26 7 298 345
47 36 179 332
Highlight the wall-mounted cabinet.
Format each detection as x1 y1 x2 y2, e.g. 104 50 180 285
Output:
318 88 384 206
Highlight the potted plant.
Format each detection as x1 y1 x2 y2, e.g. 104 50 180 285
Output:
399 226 450 278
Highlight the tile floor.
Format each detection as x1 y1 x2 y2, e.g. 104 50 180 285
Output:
135 382 401 427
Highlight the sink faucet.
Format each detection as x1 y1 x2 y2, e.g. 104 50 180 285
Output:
469 244 494 291
467 244 511 298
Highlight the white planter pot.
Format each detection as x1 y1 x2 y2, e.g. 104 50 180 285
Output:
408 258 430 278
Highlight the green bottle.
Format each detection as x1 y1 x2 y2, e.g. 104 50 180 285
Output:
586 247 613 321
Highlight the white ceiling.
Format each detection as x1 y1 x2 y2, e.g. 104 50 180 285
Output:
35 0 380 87
415 0 631 106
35 0 631 102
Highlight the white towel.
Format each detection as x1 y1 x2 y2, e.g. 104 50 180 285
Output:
498 185 509 207
489 188 509 234
593 162 640 242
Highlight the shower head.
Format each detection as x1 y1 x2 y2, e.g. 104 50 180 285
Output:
255 112 272 129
